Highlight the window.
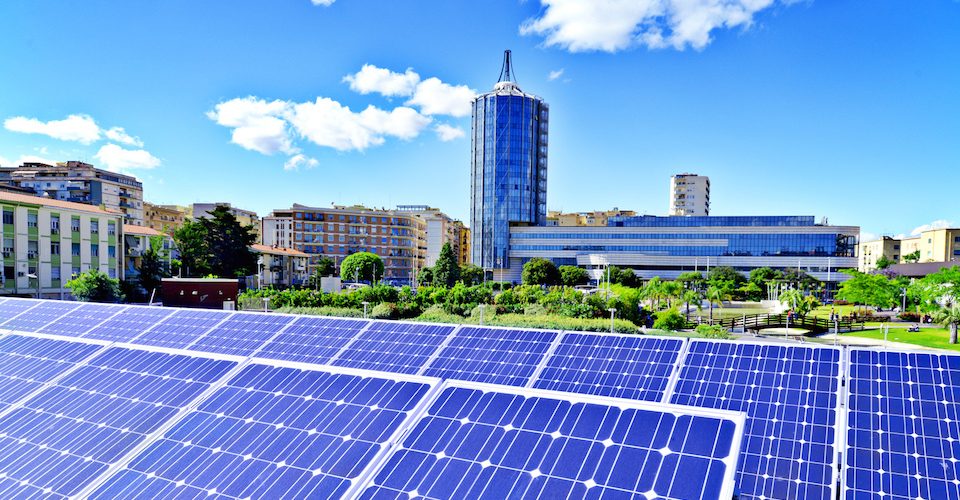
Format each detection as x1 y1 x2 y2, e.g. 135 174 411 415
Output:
107 222 116 236
72 243 81 256
72 266 81 277
91 220 99 234
51 241 60 255
2 209 13 225
27 241 38 259
51 267 61 281
27 213 38 228
91 244 99 257
3 266 13 280
50 215 60 234
108 245 116 258
71 218 81 232
2 238 12 258
108 268 116 279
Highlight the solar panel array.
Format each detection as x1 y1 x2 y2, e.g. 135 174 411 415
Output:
2 297 958 499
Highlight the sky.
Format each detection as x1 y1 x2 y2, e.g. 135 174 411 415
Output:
0 0 957 241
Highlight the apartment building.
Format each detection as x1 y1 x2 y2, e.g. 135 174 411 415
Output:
546 209 637 227
261 209 293 249
669 173 710 216
251 244 309 288
455 222 471 266
396 205 469 267
192 202 259 238
858 227 960 271
1 191 123 298
144 202 185 234
123 224 176 290
283 204 427 285
1 161 145 225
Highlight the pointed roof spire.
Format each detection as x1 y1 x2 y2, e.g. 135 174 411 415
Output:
498 50 515 83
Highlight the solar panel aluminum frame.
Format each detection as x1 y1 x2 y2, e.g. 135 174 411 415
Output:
674 338 846 500
660 335 693 403
364 379 748 500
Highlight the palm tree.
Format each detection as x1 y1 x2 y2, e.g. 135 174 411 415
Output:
681 289 703 321
662 281 683 309
932 298 960 344
642 277 664 310
779 289 804 316
707 285 730 323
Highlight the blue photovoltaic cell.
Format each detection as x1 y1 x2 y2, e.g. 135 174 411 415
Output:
670 340 841 500
188 312 296 357
256 316 370 364
0 335 101 411
82 306 174 343
362 383 743 500
134 309 232 349
333 321 455 375
844 349 960 500
38 303 126 337
533 334 684 402
0 298 40 322
91 364 436 500
0 347 235 498
423 327 559 387
0 300 80 332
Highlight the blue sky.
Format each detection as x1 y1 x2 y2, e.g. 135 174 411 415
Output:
0 0 957 240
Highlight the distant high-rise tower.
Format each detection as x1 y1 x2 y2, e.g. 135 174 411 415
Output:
669 173 710 216
470 50 549 274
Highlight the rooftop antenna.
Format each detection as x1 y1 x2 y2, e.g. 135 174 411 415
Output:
498 50 516 83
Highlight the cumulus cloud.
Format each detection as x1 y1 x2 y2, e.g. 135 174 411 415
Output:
434 124 466 142
311 0 335 5
287 98 431 151
910 220 954 236
104 127 143 147
4 114 101 144
94 144 161 171
343 65 420 97
548 69 565 81
406 77 475 117
283 154 319 171
206 97 296 155
521 0 792 52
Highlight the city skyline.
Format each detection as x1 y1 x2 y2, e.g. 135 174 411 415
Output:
0 1 957 240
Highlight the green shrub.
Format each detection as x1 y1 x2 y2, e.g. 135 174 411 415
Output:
273 306 364 318
416 305 466 324
486 314 638 334
652 308 687 331
370 302 397 320
695 324 732 340
524 304 548 316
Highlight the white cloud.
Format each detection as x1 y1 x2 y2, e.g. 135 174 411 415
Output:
434 124 465 142
287 98 431 151
283 154 319 171
311 0 335 5
548 68 565 81
343 64 420 97
94 144 161 171
859 231 878 243
521 0 790 52
206 97 296 155
911 219 954 236
104 127 143 147
4 114 101 144
406 77 476 117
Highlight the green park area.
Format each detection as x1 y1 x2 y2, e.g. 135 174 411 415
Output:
842 326 960 352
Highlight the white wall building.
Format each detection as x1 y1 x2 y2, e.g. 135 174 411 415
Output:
261 210 293 249
669 173 710 216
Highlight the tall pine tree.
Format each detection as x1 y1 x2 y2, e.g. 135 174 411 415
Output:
432 242 461 288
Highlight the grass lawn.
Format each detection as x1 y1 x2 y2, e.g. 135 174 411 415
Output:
844 326 960 352
810 304 872 319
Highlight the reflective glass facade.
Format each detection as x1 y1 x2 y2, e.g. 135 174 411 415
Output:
470 79 548 270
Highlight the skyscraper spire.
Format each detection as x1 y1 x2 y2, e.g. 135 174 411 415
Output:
498 49 515 83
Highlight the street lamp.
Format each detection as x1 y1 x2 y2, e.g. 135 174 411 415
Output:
608 308 617 334
479 304 486 325
27 273 39 299
263 297 271 312
362 301 370 319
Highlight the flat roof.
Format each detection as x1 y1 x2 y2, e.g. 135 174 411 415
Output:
0 191 117 216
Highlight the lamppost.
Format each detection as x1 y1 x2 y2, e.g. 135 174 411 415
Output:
263 297 270 312
362 301 370 319
479 304 485 326
27 272 39 299
608 308 616 334
901 288 907 312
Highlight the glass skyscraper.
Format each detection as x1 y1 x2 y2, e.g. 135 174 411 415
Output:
470 50 548 273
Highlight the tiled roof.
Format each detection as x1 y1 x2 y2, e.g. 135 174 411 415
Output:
0 191 117 216
250 243 309 257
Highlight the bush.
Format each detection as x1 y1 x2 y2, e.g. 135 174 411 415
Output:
416 305 466 324
524 304 548 316
370 302 397 320
486 314 639 334
652 309 687 332
695 324 732 340
273 306 364 318
897 311 921 322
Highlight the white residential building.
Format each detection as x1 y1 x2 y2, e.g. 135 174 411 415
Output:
669 173 710 216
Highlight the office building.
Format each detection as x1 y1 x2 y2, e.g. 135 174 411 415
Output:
144 202 185 234
283 204 427 284
1 191 123 298
471 50 548 277
858 227 960 271
546 209 637 227
669 173 710 216
2 161 145 225
507 215 858 284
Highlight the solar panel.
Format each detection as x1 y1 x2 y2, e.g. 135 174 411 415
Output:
187 312 297 357
89 363 439 499
133 309 233 350
0 298 41 325
843 349 960 500
0 335 102 411
670 340 842 499
37 302 126 337
361 381 745 499
332 321 455 375
423 326 559 386
0 300 80 333
0 346 236 498
257 316 370 364
82 305 174 343
532 333 685 402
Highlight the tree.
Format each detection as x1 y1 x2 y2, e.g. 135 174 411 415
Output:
173 206 257 278
138 244 169 296
836 270 899 307
911 266 960 343
677 271 705 290
173 219 210 277
779 289 818 317
706 282 733 322
559 265 589 287
66 270 124 303
875 255 894 270
522 258 560 286
749 267 781 286
340 252 385 283
314 257 336 277
708 266 746 287
681 289 704 321
782 268 819 290
641 277 665 310
459 264 484 286
738 281 764 302
417 267 434 286
432 242 461 288
661 281 683 309
903 250 921 263
616 268 641 288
